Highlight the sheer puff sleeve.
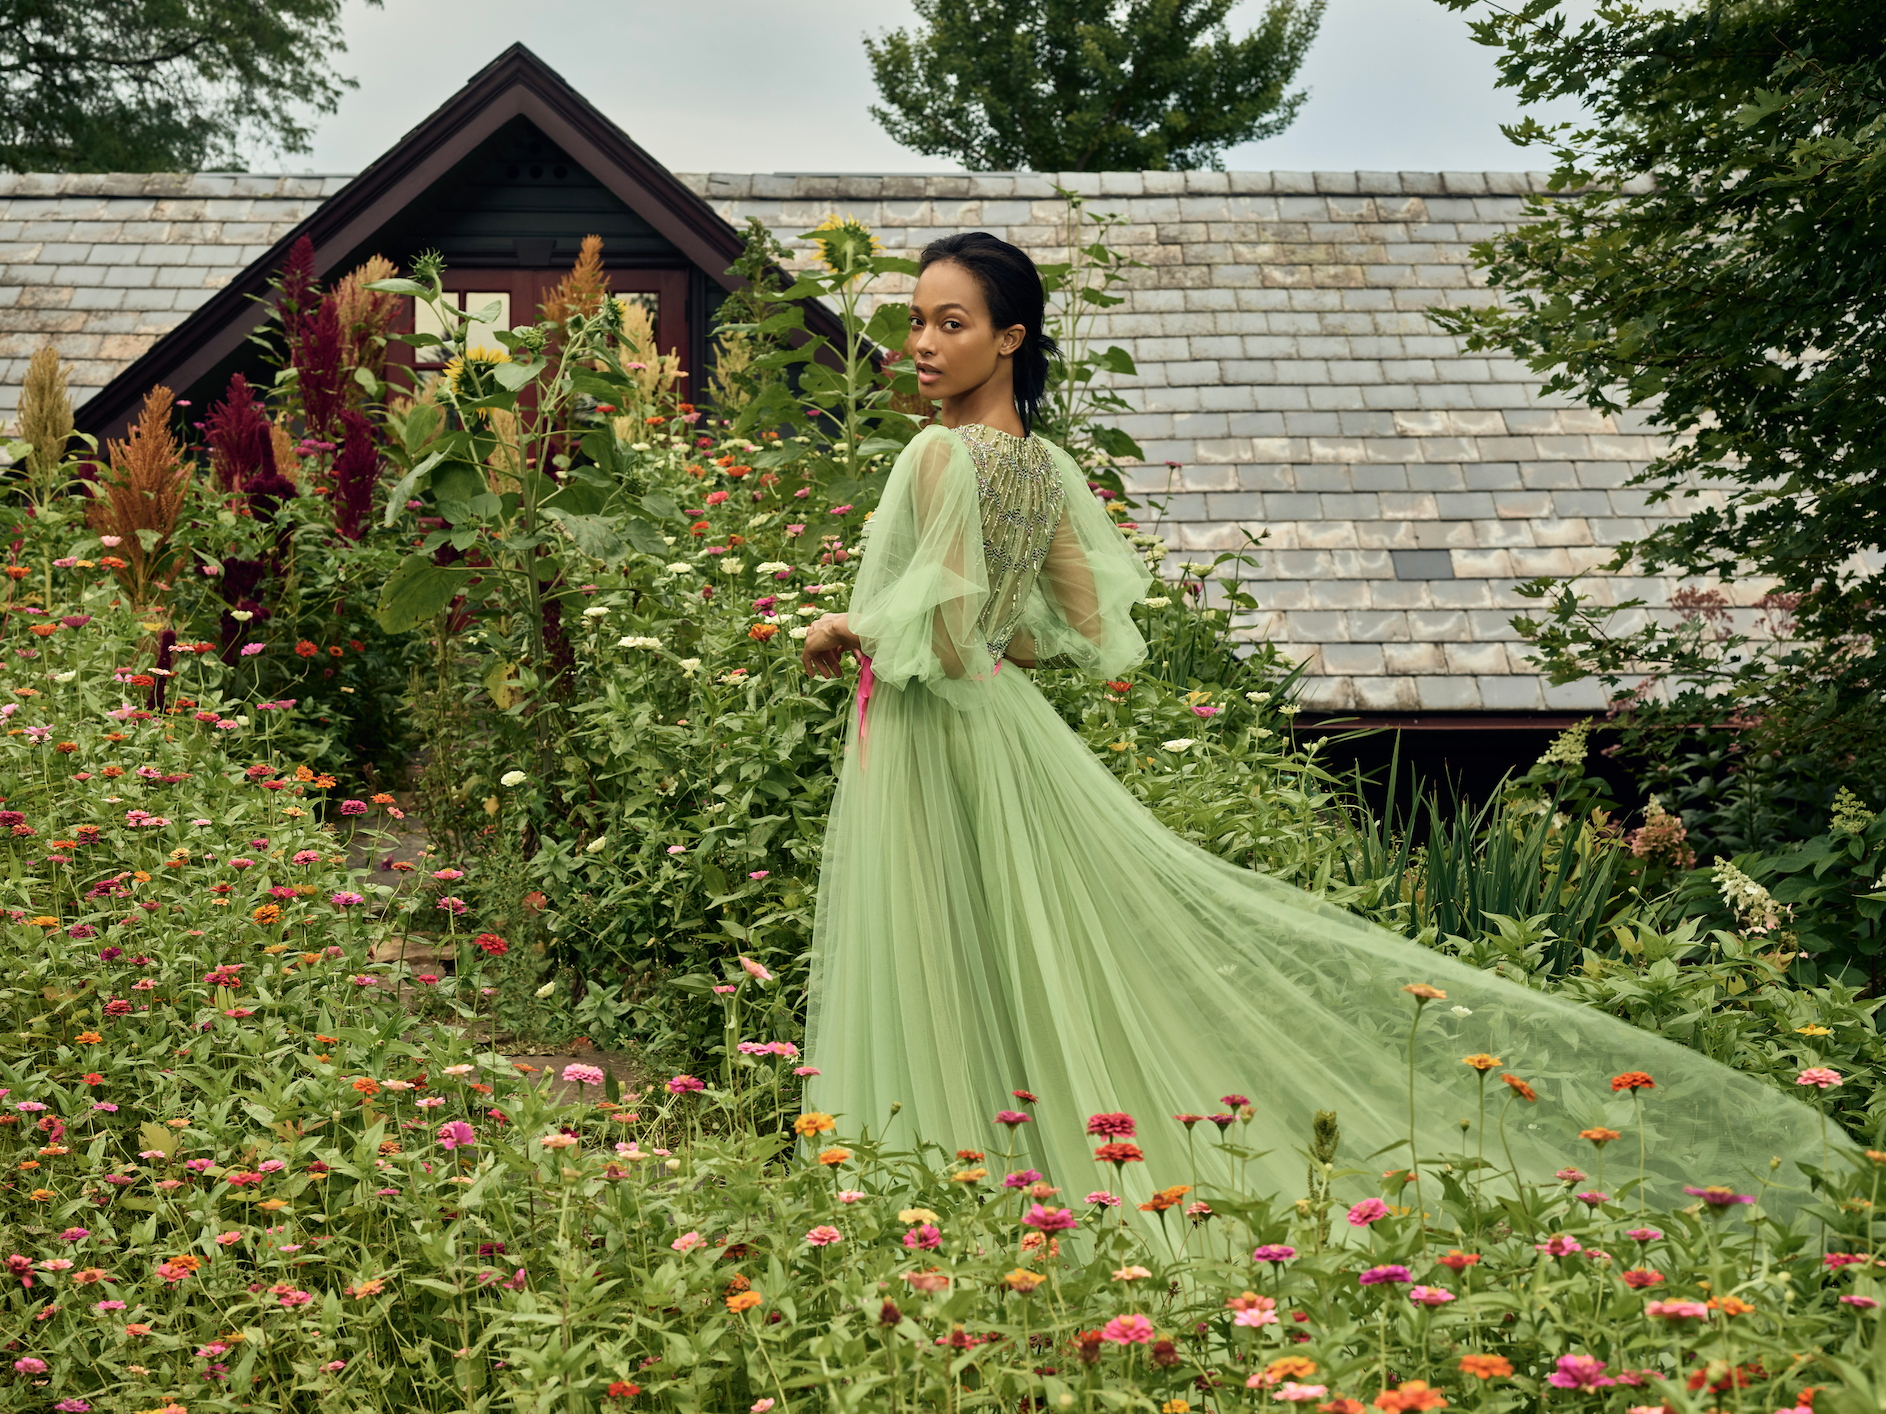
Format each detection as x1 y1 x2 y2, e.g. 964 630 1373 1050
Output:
1008 442 1151 680
847 425 995 703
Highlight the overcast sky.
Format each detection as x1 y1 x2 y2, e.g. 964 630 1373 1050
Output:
300 0 1584 176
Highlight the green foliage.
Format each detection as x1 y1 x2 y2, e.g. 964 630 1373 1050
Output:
864 0 1325 171
0 0 378 171
1431 0 1886 827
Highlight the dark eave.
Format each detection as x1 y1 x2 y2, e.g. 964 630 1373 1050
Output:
77 43 841 440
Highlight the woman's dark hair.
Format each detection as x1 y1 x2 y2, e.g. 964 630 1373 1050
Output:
918 231 1060 435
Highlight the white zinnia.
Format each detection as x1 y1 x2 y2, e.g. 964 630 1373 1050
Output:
618 636 662 650
665 562 696 575
500 770 528 787
1163 739 1196 752
789 626 809 640
585 836 608 853
720 560 745 575
677 658 702 674
1142 596 1171 609
754 561 791 574
582 606 609 619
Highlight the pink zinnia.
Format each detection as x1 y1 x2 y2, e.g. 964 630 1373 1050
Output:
667 1074 705 1095
739 955 773 983
562 1063 605 1087
903 1224 941 1250
1085 1191 1121 1208
994 1110 1031 1127
1085 1112 1135 1138
1536 1234 1583 1257
1099 1314 1154 1344
1645 1299 1710 1321
1797 1067 1843 1090
1826 1252 1870 1269
1408 1285 1455 1307
437 1121 475 1150
671 1232 703 1253
1842 1295 1881 1309
1023 1204 1078 1232
1546 1354 1615 1391
805 1225 842 1247
1358 1265 1412 1286
1346 1198 1388 1227
1252 1244 1296 1263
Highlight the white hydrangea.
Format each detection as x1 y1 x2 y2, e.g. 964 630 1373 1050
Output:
1712 856 1787 934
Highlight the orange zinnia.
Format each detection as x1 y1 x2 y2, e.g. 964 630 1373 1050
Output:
75 1031 102 1044
1266 1357 1318 1381
1580 1127 1621 1145
726 1289 763 1313
1401 983 1446 1001
1500 1074 1536 1103
817 1147 851 1167
1373 1380 1447 1412
1709 1295 1756 1316
1611 1071 1656 1092
352 1077 380 1098
252 904 281 925
1460 1054 1501 1072
793 1112 835 1137
1138 1184 1193 1212
1458 1354 1511 1380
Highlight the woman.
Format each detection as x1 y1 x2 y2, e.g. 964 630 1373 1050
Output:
799 231 1838 1210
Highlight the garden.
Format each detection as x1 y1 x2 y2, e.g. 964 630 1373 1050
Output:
0 185 1884 1414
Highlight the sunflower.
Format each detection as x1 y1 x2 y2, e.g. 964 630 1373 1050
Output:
809 214 880 283
443 344 512 404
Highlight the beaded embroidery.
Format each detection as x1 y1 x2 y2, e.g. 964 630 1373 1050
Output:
952 423 1064 661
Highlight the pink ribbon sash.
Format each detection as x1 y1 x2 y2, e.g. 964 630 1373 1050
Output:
853 650 874 766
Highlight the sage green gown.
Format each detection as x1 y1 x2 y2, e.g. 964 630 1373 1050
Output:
803 422 1841 1215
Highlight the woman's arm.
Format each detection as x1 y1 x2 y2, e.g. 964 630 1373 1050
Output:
801 612 861 678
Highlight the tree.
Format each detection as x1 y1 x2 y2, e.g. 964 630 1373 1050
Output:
0 0 377 172
864 0 1325 172
1429 0 1886 824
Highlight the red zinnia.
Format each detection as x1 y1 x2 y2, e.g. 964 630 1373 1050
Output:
1611 1071 1656 1093
473 933 508 956
295 640 319 658
1093 1141 1144 1167
1085 1112 1136 1138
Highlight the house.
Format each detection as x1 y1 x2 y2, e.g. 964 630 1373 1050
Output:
0 43 1712 765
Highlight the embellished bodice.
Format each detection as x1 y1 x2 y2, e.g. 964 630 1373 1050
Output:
952 423 1064 659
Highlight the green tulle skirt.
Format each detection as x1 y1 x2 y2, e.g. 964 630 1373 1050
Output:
803 666 1846 1219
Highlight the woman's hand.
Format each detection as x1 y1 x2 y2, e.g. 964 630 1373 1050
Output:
801 613 858 678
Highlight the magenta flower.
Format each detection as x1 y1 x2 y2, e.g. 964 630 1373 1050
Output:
1536 1234 1583 1257
667 1074 705 1095
994 1109 1031 1127
339 799 368 816
1346 1198 1389 1227
239 642 265 656
804 1225 842 1247
1826 1252 1870 1269
1358 1265 1412 1286
1625 1227 1663 1242
1023 1203 1079 1232
1555 1167 1587 1183
330 892 364 907
435 896 468 915
748 870 768 880
1407 1285 1455 1307
1645 1299 1710 1321
13 1357 47 1374
1576 1191 1609 1208
1085 1190 1121 1208
1545 1354 1616 1391
903 1224 941 1250
1252 1244 1297 1263
1683 1185 1755 1207
1003 1169 1043 1189
1100 1314 1154 1344
1084 1112 1135 1138
1797 1067 1843 1090
58 1228 88 1242
437 1121 476 1150
1841 1295 1881 1309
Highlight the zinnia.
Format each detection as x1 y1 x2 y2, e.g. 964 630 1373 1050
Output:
1100 1313 1154 1344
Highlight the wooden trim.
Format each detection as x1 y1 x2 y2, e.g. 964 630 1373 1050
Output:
75 43 842 441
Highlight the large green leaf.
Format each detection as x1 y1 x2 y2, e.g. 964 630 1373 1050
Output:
620 517 669 556
863 300 912 350
492 358 540 391
376 554 471 634
401 401 442 455
381 449 448 528
541 508 628 565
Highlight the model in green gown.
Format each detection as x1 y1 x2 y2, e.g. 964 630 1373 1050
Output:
800 420 1845 1214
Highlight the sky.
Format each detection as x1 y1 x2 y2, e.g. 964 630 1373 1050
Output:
297 0 1588 177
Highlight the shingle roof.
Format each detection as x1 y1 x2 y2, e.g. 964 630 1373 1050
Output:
0 167 1708 713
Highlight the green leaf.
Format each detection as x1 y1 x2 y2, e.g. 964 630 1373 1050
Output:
620 517 669 556
862 300 912 350
1093 345 1138 376
492 359 539 392
640 493 682 523
381 448 448 528
401 402 442 455
377 554 472 634
1091 426 1145 461
540 508 629 565
364 277 428 295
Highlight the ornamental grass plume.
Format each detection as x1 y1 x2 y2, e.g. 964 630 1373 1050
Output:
17 345 74 500
86 385 192 608
542 234 611 324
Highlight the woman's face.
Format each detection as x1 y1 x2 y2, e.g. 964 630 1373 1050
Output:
906 261 1025 401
